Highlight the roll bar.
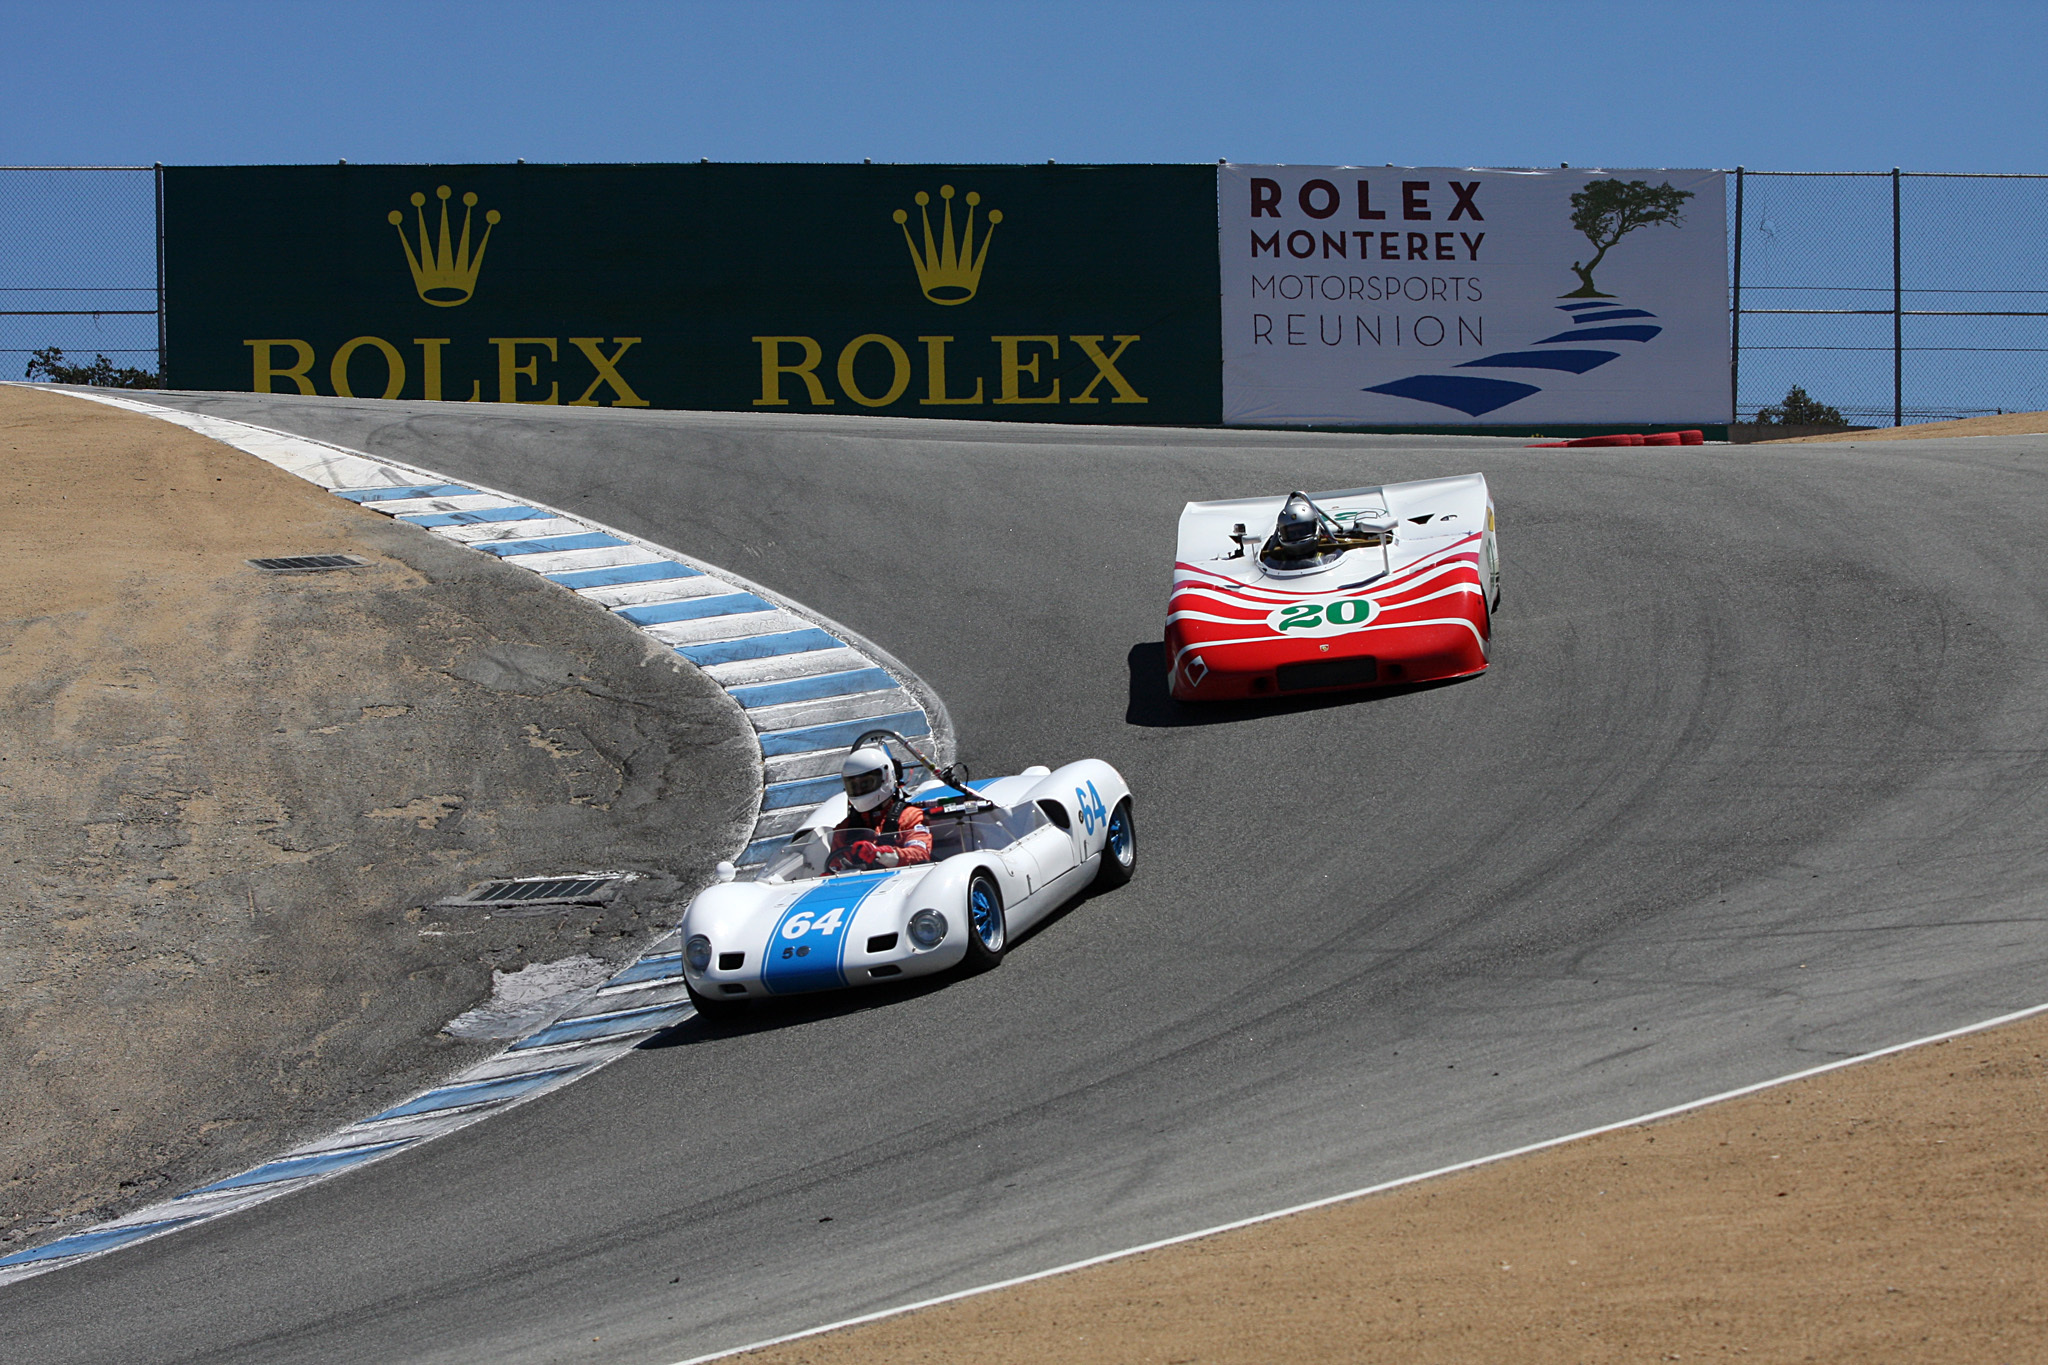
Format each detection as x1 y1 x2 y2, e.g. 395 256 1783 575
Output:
849 728 979 804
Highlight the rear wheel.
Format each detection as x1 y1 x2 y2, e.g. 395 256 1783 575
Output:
1094 798 1136 888
960 872 1007 972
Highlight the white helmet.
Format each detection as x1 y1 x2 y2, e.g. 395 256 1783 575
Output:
841 746 897 813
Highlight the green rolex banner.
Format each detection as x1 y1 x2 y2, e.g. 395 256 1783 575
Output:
163 163 1221 425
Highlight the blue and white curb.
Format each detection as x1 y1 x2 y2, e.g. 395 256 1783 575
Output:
0 389 950 1285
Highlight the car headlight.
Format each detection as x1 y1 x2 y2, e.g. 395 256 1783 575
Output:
685 934 713 972
907 909 948 949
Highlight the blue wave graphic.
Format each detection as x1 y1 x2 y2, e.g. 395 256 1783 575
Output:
1456 350 1619 374
1363 375 1542 416
1532 325 1662 345
1364 297 1664 417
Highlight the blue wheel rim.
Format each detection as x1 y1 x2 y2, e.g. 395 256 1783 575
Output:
971 880 1002 950
1107 805 1133 865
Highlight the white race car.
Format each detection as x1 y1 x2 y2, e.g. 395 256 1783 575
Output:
679 731 1135 1015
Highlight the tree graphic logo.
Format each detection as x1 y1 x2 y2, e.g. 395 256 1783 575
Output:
1563 179 1694 298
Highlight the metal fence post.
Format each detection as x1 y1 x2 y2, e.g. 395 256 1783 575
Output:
154 162 166 385
1730 166 1744 425
1892 167 1903 427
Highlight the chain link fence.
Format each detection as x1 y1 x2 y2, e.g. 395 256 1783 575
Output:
1733 169 2048 426
0 166 161 385
4 165 2045 423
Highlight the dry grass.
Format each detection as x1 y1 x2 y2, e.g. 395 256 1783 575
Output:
1758 410 2048 443
732 1007 2048 1362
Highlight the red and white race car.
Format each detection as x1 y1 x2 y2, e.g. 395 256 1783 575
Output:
1165 474 1499 701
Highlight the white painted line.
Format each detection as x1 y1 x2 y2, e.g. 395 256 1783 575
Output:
487 544 650 574
441 517 590 544
748 808 815 840
372 494 508 514
763 748 861 784
664 999 2048 1365
644 611 804 647
577 577 739 609
700 647 872 688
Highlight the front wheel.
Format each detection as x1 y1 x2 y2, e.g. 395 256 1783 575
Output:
1094 798 1136 889
959 872 1007 973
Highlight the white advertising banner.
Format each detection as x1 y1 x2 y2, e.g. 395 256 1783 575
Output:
1219 165 1728 426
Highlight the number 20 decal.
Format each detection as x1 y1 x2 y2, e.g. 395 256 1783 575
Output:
1268 597 1378 634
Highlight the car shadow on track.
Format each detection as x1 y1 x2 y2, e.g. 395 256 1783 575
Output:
637 974 955 1045
1124 641 1466 727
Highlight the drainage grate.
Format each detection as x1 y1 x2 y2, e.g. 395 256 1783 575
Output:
248 554 369 573
436 872 631 909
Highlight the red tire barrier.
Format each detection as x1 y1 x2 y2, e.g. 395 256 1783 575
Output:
1528 429 1707 448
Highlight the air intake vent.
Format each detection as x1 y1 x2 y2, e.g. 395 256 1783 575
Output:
1276 656 1378 692
717 951 745 970
248 554 368 573
436 872 631 909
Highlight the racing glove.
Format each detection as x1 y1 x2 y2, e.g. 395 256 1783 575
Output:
850 840 880 866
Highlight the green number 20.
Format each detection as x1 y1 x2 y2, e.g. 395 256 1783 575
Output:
1276 598 1373 631
1276 603 1322 631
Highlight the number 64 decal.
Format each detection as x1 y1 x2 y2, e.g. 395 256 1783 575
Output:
1075 781 1110 835
1267 597 1378 635
782 906 846 938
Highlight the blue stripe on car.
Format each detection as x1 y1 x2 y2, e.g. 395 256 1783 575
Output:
760 871 894 995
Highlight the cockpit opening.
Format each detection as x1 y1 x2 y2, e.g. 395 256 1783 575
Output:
1256 491 1395 576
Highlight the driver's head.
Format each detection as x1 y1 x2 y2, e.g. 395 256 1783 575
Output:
1276 493 1319 547
841 745 896 813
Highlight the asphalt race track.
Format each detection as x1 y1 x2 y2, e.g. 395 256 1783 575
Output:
10 396 2046 1365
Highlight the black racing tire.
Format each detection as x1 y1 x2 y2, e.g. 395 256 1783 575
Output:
959 871 1007 973
1094 798 1136 889
686 979 747 1021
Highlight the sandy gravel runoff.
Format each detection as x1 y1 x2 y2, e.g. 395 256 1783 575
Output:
737 1011 2048 1365
0 385 755 1255
1759 410 2048 443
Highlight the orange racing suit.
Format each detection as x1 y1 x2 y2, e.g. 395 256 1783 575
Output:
830 797 933 871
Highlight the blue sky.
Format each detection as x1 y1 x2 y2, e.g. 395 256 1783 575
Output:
4 0 2043 171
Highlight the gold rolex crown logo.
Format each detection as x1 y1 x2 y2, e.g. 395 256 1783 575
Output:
893 185 1000 305
388 185 500 307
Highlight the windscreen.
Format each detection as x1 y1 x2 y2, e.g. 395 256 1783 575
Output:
761 804 1046 882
